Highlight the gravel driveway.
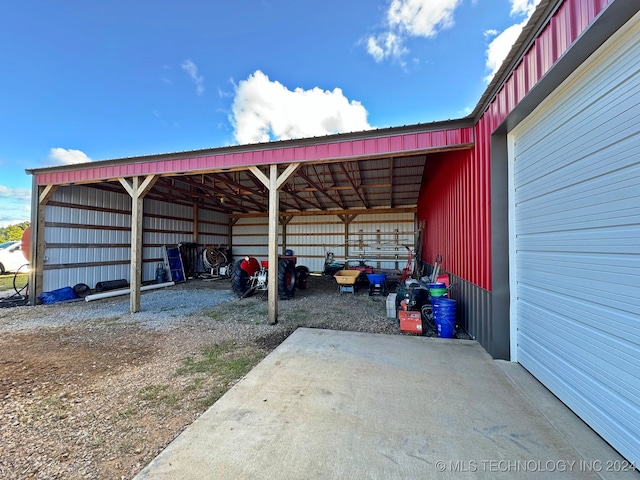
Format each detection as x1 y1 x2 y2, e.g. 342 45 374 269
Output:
0 275 402 479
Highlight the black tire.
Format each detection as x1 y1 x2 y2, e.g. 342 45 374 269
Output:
278 258 296 299
231 260 252 297
295 266 308 290
225 260 234 280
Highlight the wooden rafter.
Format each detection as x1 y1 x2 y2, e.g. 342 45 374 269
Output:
281 185 324 210
296 169 345 210
389 157 394 208
338 161 368 208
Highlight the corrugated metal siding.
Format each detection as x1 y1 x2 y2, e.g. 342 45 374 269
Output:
511 12 640 464
43 186 132 291
416 0 611 356
418 149 490 290
285 215 344 273
34 128 473 186
231 213 414 273
346 213 414 272
42 185 229 291
230 218 270 262
484 0 610 129
448 273 493 354
197 207 230 247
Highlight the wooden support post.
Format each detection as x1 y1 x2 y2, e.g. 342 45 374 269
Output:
193 203 199 244
338 214 357 265
119 175 158 313
250 163 299 325
376 229 381 269
279 215 292 253
267 165 279 325
29 183 58 304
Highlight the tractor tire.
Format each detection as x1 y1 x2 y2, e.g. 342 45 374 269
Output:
231 260 252 297
278 258 296 299
225 259 234 280
295 266 308 290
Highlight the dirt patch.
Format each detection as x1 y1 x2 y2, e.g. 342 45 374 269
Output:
0 275 406 479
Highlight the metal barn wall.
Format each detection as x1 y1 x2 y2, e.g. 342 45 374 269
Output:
231 212 415 273
417 149 494 354
44 185 132 292
342 213 415 273
416 0 614 359
144 198 230 273
418 149 490 290
230 217 271 263
285 215 345 272
42 185 229 292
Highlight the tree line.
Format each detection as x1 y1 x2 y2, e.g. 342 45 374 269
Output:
0 222 30 243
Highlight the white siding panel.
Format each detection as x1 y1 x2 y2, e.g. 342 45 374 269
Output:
42 186 231 291
231 213 414 273
510 13 640 465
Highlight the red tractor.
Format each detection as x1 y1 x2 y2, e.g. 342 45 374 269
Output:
231 255 308 299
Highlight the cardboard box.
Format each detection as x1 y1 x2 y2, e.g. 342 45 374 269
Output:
399 310 422 335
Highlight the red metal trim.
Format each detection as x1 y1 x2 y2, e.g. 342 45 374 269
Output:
34 127 474 186
417 0 609 291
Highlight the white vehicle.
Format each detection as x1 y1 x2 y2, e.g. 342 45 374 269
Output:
0 241 28 274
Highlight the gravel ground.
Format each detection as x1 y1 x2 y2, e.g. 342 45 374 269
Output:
0 274 408 479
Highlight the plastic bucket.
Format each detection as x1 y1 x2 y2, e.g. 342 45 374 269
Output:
429 282 447 298
366 273 387 285
437 317 456 338
433 297 456 338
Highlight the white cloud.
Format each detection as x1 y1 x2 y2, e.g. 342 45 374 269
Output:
388 0 460 37
366 32 407 64
0 186 31 227
483 0 541 82
181 59 204 95
510 0 538 16
47 148 92 165
230 70 373 145
365 0 462 63
0 185 31 202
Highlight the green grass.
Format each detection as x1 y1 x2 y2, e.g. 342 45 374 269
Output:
137 384 180 408
285 307 310 322
207 300 268 322
0 273 28 292
178 340 267 407
178 341 261 377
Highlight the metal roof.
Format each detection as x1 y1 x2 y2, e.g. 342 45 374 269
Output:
28 122 474 215
25 0 584 216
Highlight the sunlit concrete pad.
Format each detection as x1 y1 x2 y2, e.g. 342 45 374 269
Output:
135 328 635 480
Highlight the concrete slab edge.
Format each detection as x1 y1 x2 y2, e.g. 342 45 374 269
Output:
494 360 639 479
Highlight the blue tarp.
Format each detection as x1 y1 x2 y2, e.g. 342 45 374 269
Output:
38 286 79 305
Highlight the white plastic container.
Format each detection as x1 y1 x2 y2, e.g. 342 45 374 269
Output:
386 293 397 319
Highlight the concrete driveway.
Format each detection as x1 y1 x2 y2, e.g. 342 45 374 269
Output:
135 328 637 479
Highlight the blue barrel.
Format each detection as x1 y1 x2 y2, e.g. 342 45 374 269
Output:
432 297 456 338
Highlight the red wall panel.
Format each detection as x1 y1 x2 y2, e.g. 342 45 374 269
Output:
417 146 491 291
417 0 609 292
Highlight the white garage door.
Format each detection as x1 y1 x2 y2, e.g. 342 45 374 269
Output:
509 13 640 465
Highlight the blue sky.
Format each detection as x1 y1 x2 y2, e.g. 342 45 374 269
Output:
0 0 539 227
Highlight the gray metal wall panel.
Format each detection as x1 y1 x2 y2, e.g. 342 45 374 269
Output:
439 272 494 357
